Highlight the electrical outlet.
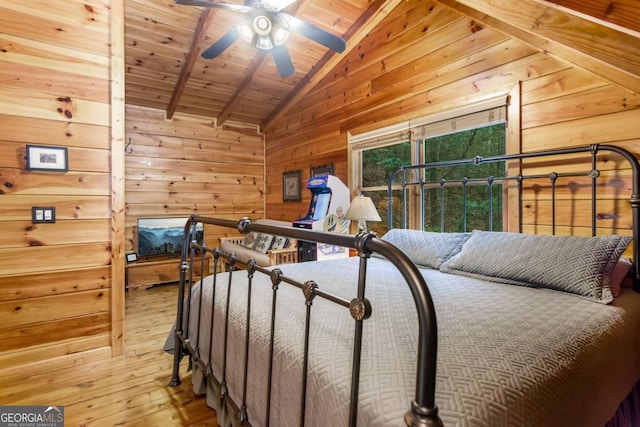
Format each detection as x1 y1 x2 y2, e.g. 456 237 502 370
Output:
32 207 56 223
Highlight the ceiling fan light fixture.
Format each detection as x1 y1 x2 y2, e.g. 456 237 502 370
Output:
275 13 291 30
238 22 255 44
253 15 272 36
255 35 274 50
185 0 347 76
272 27 289 46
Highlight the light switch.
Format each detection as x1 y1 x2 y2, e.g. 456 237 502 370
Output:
32 207 56 223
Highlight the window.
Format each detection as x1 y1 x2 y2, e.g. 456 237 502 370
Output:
423 124 505 232
351 102 507 236
360 140 411 235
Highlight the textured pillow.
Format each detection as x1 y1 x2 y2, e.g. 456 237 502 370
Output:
610 258 633 297
243 232 257 248
381 229 471 269
253 233 274 254
270 235 289 250
440 230 632 304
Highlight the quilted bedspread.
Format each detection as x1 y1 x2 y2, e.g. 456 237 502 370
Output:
176 257 640 427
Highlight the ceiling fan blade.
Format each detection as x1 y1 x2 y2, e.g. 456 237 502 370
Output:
201 28 240 59
272 45 295 78
174 0 251 13
278 13 346 53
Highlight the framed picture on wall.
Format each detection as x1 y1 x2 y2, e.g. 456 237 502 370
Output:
26 144 68 172
283 170 301 202
310 163 334 177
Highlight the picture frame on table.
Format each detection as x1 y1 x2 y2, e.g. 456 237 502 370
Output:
26 144 68 172
283 170 301 202
310 163 334 177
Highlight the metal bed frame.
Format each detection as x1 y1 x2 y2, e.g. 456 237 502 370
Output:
169 144 640 427
169 219 442 426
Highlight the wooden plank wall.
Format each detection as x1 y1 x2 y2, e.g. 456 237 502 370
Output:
263 0 640 237
124 105 265 251
110 0 126 356
0 0 116 370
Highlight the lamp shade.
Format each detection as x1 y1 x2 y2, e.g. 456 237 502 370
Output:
345 195 381 232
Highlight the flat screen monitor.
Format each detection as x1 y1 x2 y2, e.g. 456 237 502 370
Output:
137 217 203 258
312 192 331 221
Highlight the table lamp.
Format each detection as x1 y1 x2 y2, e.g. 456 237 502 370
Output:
345 195 381 232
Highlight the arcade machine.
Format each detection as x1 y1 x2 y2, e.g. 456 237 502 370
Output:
293 175 351 262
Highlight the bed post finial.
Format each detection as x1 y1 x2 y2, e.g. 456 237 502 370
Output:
237 216 252 234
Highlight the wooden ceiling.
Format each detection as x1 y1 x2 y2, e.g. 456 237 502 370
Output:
124 0 640 130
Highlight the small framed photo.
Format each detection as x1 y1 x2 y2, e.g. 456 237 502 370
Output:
310 163 334 177
26 144 68 172
126 253 138 263
283 170 301 202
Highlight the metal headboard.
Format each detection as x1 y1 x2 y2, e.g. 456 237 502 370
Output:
387 144 640 291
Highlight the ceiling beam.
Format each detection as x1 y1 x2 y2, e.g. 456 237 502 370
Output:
546 0 640 34
166 9 213 120
262 0 405 132
217 51 268 126
434 0 640 94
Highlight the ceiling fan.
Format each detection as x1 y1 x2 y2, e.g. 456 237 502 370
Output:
175 0 347 78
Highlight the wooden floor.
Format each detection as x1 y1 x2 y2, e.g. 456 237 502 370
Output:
0 284 217 426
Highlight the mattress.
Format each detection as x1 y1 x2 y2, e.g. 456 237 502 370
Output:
172 256 640 427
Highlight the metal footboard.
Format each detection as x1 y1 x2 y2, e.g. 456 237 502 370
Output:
169 217 443 427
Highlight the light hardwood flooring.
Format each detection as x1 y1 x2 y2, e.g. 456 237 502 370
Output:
0 284 217 426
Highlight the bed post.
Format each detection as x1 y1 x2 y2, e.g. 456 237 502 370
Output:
169 214 198 387
599 145 640 292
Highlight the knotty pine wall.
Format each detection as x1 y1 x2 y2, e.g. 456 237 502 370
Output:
264 0 640 238
0 0 125 372
124 105 265 250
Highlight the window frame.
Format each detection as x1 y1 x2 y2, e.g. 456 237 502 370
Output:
349 97 512 234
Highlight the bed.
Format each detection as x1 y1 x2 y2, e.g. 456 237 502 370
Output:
166 144 640 426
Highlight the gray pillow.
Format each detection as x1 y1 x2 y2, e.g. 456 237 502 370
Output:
440 230 632 304
381 229 470 269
